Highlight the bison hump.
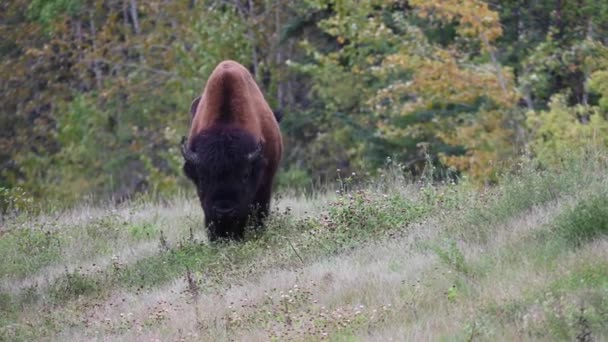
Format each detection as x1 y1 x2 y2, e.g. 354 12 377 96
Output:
189 61 273 144
205 61 254 122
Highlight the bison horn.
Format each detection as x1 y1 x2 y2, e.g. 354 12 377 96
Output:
181 136 201 164
247 144 262 161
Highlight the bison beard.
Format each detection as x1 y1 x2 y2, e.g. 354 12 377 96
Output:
182 61 283 241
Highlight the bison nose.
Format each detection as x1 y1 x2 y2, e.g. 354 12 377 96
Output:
213 202 236 216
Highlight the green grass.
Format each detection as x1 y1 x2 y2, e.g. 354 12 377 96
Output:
1 151 607 341
434 198 608 341
0 228 62 278
550 262 608 292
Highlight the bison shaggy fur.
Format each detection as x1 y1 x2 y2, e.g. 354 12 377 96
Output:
181 60 283 241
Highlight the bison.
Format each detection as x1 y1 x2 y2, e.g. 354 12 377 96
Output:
181 60 283 241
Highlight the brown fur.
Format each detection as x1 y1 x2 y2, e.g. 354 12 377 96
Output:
188 60 282 171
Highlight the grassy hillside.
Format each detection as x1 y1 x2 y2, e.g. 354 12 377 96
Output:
1 153 607 341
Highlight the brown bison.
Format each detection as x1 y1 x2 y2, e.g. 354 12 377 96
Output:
181 60 283 241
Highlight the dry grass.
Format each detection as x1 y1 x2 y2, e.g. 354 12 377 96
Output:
2 154 608 341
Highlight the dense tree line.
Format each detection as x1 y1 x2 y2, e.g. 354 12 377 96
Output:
1 0 608 206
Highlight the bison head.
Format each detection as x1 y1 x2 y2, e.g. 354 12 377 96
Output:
181 127 266 240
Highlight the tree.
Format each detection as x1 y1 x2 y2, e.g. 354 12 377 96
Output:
296 0 520 182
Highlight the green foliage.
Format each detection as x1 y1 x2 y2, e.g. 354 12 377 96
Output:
433 239 470 275
0 186 34 214
179 5 252 78
287 0 404 177
49 269 99 302
1 1 256 204
27 0 83 25
293 0 522 182
527 94 608 166
2 0 608 204
276 167 312 191
589 69 608 112
555 194 608 246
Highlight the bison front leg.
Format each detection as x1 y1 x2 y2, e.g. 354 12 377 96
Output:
251 183 272 230
205 219 221 242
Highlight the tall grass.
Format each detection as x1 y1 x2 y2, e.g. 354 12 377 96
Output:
1 150 607 341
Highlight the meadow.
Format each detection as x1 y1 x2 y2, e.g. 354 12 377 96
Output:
1 152 607 341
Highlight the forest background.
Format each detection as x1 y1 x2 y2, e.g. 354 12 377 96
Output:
2 0 608 207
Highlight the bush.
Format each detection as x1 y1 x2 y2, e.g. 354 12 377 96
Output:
527 94 608 167
0 186 34 214
555 194 608 246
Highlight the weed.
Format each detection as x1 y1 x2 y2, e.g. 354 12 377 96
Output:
0 186 34 215
555 194 608 246
0 228 62 279
432 239 470 275
549 262 608 292
49 268 100 302
127 222 158 240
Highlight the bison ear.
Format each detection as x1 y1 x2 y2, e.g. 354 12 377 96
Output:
272 109 283 123
181 136 201 164
190 96 201 117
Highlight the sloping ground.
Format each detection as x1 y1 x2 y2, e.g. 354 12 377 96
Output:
1 154 607 341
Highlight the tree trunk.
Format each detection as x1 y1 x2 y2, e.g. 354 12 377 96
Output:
73 19 86 91
89 12 103 90
580 20 593 124
480 32 509 98
123 0 129 28
275 0 284 108
247 0 259 81
129 0 141 35
582 20 593 108
554 0 563 40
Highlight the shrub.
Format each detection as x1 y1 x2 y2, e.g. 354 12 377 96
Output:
555 194 608 246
